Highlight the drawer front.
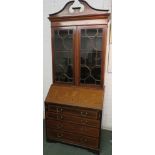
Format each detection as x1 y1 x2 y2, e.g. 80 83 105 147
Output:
47 104 99 119
46 119 99 138
46 112 100 128
47 128 99 149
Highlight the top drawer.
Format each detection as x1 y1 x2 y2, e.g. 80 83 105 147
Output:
46 104 100 120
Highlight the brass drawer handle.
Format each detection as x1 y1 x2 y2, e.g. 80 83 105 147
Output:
57 115 63 120
57 133 63 138
81 119 88 124
56 107 63 113
81 111 88 116
57 124 63 129
80 137 88 142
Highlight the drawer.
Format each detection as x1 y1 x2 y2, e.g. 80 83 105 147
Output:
46 112 100 128
46 119 99 138
47 128 99 149
47 104 99 119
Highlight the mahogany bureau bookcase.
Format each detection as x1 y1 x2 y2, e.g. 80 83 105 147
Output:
45 0 110 154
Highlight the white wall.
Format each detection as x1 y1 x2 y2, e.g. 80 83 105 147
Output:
43 0 112 130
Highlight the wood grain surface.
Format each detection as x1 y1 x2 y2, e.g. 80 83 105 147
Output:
45 84 104 110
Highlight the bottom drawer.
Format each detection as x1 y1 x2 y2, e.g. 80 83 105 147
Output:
46 128 99 149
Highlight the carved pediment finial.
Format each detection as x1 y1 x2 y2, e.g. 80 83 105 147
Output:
49 0 110 20
69 0 84 13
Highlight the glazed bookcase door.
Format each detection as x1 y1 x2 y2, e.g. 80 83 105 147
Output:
52 27 75 84
78 25 106 87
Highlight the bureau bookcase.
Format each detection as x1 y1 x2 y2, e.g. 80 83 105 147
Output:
45 0 110 154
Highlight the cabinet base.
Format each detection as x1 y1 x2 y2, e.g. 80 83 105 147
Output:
46 138 100 155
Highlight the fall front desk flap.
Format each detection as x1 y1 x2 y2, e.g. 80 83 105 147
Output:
45 85 104 110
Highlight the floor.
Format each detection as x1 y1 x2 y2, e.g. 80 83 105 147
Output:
43 124 112 155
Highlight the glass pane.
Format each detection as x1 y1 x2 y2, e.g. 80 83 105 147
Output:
54 29 73 83
80 28 103 85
